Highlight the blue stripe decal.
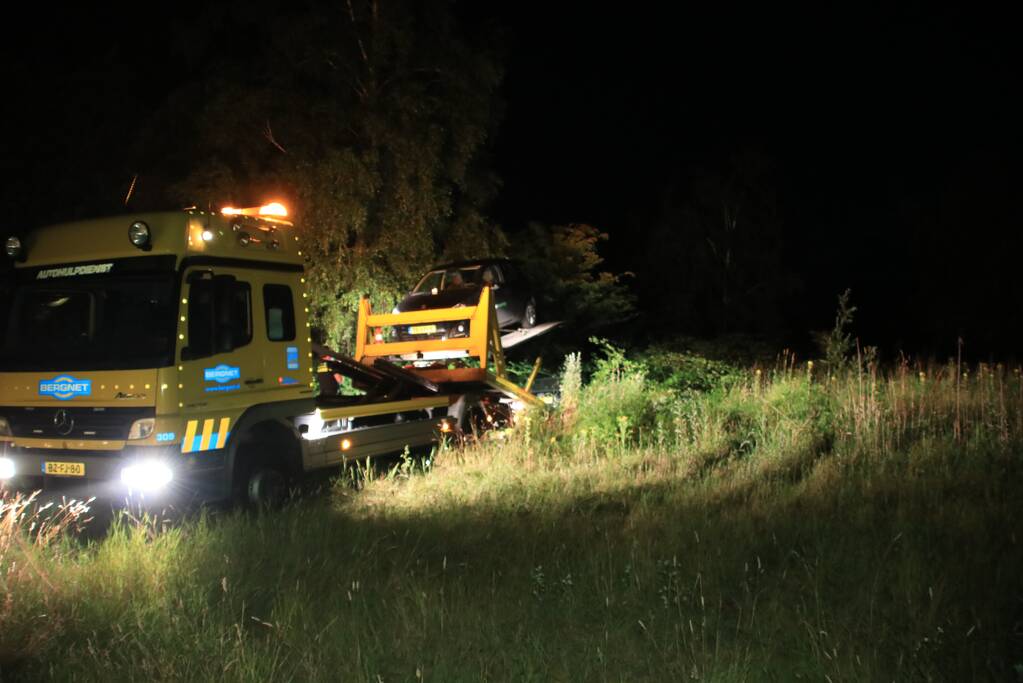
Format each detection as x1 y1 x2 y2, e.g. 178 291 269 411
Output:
185 430 233 453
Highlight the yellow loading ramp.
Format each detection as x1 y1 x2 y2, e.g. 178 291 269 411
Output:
354 286 543 406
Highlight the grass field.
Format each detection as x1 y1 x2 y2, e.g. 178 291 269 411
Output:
2 352 1022 681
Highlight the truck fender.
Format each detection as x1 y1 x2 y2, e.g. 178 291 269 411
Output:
220 398 315 495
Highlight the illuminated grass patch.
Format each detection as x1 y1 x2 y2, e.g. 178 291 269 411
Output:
1 360 1021 681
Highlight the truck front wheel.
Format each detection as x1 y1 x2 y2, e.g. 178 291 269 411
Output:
232 423 299 508
246 467 288 507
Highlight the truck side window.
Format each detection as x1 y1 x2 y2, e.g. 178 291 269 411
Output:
264 284 296 341
185 276 252 359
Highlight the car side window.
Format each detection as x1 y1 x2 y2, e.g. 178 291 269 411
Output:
482 265 504 285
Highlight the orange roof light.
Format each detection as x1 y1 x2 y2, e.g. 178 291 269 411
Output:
259 202 288 217
220 202 289 218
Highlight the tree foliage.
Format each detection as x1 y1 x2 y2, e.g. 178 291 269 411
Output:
136 0 507 350
512 222 634 329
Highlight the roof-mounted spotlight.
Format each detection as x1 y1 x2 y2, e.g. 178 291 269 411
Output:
4 236 23 260
128 221 151 250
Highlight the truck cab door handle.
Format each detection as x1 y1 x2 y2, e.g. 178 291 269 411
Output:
244 378 264 386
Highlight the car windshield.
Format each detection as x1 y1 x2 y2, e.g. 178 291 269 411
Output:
412 266 482 293
0 274 177 371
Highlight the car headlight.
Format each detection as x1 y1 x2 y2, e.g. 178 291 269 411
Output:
127 418 156 440
121 461 173 491
0 417 11 437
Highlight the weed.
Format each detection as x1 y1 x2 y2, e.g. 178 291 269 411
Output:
815 288 857 372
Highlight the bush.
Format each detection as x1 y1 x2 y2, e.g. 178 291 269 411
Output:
639 345 744 395
569 340 671 449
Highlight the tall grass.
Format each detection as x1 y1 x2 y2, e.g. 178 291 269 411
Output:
1 353 1021 681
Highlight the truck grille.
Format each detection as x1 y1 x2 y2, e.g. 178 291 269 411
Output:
2 406 155 441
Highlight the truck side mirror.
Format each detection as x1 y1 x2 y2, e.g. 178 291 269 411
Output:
213 274 238 354
182 275 214 360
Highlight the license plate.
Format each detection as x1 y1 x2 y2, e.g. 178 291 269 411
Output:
43 461 85 477
409 325 437 334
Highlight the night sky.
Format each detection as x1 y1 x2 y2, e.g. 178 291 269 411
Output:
490 4 1022 355
3 3 1020 356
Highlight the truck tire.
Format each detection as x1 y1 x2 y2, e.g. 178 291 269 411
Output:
246 467 288 507
232 423 299 508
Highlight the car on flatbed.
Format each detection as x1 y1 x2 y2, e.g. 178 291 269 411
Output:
394 259 536 340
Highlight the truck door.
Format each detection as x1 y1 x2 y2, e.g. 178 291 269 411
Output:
178 267 259 416
259 281 304 391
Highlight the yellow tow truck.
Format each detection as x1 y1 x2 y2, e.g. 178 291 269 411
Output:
0 205 541 505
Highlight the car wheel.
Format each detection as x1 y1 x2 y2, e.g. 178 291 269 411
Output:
522 300 537 329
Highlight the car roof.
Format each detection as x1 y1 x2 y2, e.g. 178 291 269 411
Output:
429 257 516 270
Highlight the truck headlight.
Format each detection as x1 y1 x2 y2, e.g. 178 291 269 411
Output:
121 461 173 491
0 458 15 480
127 418 156 440
0 417 11 436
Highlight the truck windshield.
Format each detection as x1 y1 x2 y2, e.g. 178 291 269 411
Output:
0 274 177 371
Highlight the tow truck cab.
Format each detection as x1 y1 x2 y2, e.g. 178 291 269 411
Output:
0 208 458 504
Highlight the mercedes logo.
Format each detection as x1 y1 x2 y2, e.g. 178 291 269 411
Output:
53 409 74 436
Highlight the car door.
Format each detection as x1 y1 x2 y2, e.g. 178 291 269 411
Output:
483 264 513 328
494 263 526 327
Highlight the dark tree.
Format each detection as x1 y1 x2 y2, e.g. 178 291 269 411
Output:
639 151 796 338
129 0 507 350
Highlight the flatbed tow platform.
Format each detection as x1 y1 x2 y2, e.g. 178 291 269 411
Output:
353 286 553 407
